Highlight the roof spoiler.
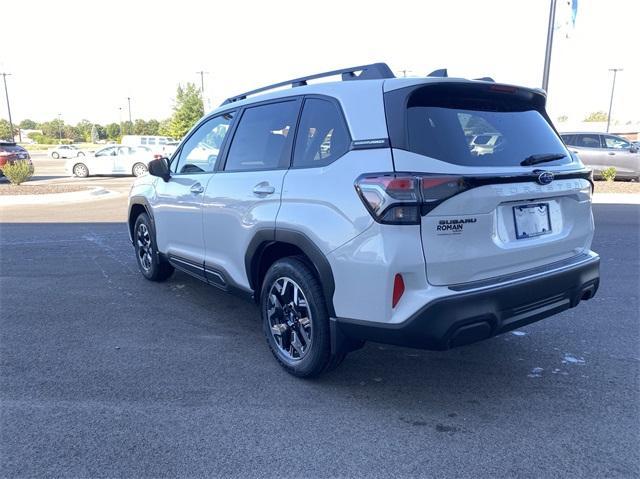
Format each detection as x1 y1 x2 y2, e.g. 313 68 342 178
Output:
221 63 395 105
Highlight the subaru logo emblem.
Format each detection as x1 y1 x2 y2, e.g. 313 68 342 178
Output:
537 171 554 185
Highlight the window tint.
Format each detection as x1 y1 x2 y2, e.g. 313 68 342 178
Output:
406 88 573 166
224 101 298 171
293 98 350 168
173 113 234 174
96 147 115 157
575 134 601 148
603 135 630 149
147 137 156 145
140 138 147 145
158 137 167 145
561 134 576 146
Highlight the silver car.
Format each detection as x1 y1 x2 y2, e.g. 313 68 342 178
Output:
561 132 640 180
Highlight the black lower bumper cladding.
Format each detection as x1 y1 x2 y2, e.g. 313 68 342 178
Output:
332 255 600 352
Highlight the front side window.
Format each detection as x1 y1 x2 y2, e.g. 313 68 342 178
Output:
224 101 299 171
293 98 350 168
603 135 630 149
576 134 601 148
96 147 116 157
173 112 234 174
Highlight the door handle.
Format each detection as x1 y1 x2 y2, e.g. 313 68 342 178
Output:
608 152 616 156
190 183 204 194
253 182 275 196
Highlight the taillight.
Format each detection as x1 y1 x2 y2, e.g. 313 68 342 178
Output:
355 173 467 224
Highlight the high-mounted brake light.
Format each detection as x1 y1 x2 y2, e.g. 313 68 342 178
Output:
490 84 518 93
355 174 467 224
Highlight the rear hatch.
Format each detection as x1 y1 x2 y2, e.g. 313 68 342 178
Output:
383 80 594 286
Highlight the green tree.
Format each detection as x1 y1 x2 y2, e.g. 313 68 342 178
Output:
0 119 13 141
39 119 65 140
158 118 172 136
168 83 204 139
19 119 37 130
105 123 121 140
145 119 160 135
584 111 608 122
557 115 568 123
91 124 99 143
75 119 93 142
133 119 147 135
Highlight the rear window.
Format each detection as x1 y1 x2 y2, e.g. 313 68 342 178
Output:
391 85 572 167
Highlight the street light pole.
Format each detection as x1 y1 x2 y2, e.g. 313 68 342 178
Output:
126 97 132 134
542 0 557 92
196 70 209 109
1 72 16 142
606 68 622 133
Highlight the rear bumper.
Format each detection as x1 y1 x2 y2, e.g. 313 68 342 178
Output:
332 252 600 352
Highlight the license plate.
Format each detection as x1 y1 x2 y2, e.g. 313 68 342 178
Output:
513 203 552 239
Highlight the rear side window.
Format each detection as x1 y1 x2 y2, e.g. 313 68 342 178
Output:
391 85 572 167
575 134 601 148
293 98 350 168
224 101 299 171
561 134 576 146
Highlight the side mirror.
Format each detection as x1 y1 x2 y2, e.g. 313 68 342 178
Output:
630 145 638 153
148 158 171 182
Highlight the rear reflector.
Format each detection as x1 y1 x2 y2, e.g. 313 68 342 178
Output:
392 274 405 308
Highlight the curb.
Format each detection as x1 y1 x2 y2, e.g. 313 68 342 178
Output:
592 193 640 205
0 187 119 206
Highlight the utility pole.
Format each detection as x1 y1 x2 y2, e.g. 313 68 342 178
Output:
606 68 622 133
399 69 412 78
542 0 557 92
126 97 132 134
1 72 16 142
57 113 63 142
196 70 209 109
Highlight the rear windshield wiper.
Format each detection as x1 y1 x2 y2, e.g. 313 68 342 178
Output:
521 153 567 166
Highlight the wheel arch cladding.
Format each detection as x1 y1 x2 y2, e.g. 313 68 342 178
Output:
246 229 337 317
128 198 153 243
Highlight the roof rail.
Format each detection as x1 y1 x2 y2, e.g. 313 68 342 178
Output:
221 63 395 105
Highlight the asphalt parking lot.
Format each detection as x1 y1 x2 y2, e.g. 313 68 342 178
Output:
1 161 639 477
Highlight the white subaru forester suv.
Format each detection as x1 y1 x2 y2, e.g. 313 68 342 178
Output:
128 63 600 377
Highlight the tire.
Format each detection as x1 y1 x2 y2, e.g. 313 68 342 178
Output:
73 163 89 178
261 257 345 377
51 152 59 159
132 162 148 177
77 152 85 157
133 212 174 282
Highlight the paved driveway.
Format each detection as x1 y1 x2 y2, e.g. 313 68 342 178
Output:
0 186 638 477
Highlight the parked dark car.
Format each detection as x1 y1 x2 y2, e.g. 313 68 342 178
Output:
560 132 640 181
0 142 32 177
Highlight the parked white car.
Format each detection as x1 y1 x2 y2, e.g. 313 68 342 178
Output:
49 145 87 159
66 145 156 177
